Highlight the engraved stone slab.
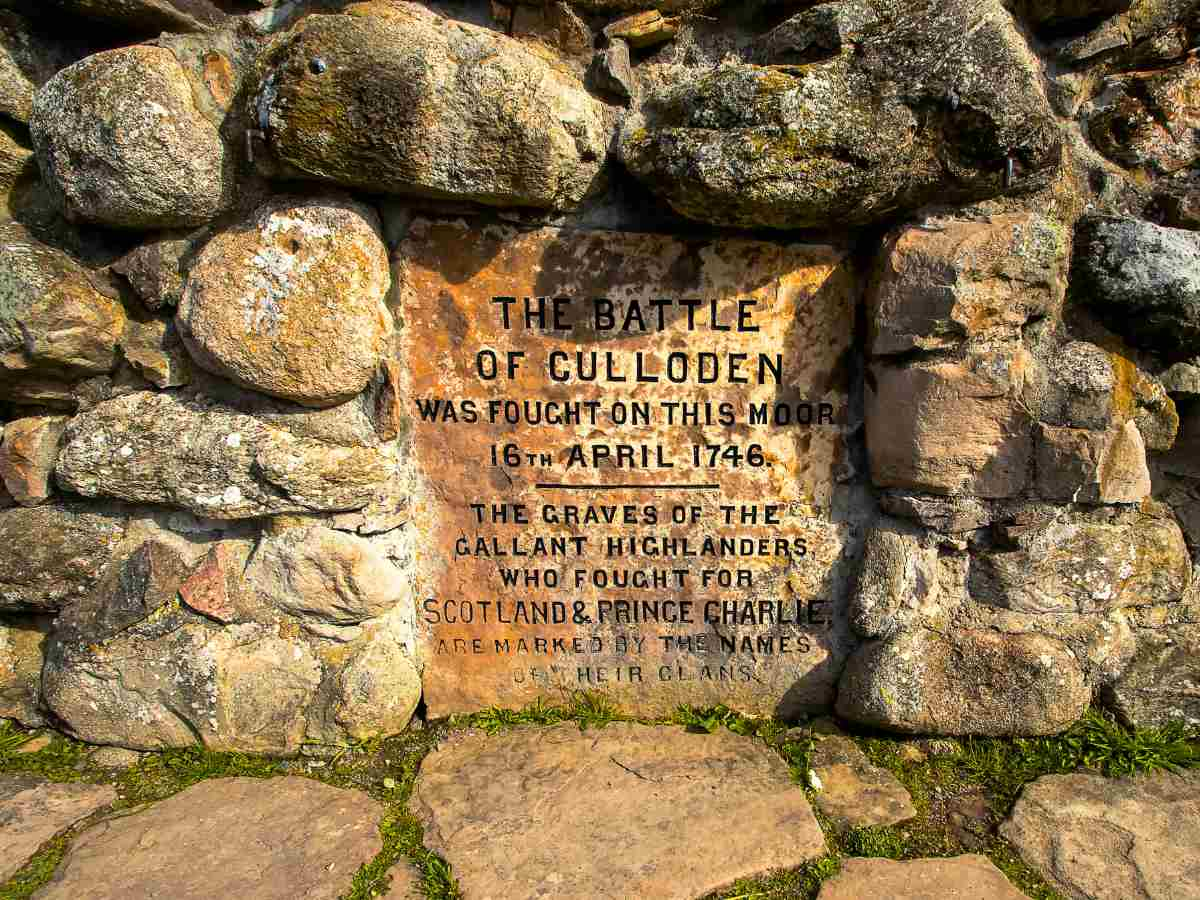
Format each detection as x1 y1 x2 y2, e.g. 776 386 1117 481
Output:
412 723 827 900
396 220 858 716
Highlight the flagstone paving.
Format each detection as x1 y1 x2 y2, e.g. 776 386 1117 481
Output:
412 723 827 900
809 734 917 828
32 776 398 900
1001 770 1200 900
0 776 115 882
817 855 1029 899
3 721 1200 899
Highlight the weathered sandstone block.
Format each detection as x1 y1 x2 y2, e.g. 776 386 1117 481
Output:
0 415 68 506
865 348 1034 498
1035 421 1151 503
397 219 858 717
869 215 1066 356
0 222 126 407
176 196 391 407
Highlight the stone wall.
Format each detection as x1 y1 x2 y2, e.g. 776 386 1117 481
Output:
2 0 1199 753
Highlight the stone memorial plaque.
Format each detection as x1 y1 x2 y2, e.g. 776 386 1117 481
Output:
397 220 858 717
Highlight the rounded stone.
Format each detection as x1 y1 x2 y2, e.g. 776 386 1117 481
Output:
29 45 228 229
335 636 421 740
176 196 392 407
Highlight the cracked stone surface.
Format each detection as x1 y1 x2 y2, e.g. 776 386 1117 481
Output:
34 777 385 899
817 855 1028 899
810 735 917 827
1001 771 1200 900
411 723 826 900
0 777 115 882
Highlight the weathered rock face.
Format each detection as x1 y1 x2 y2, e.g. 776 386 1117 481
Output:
620 0 1061 228
1002 771 1200 900
851 521 939 640
112 233 192 311
334 633 421 740
869 215 1067 356
254 6 608 210
245 523 405 625
43 613 324 752
1035 421 1151 503
866 348 1034 498
0 414 68 505
0 502 127 611
176 196 392 407
969 511 1190 614
1106 624 1200 726
413 724 827 900
837 628 1091 735
30 45 230 229
55 390 391 519
1089 58 1200 175
0 11 76 124
757 2 879 65
0 616 51 726
0 222 126 407
1073 216 1200 356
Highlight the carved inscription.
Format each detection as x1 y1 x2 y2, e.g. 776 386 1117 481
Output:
397 221 858 716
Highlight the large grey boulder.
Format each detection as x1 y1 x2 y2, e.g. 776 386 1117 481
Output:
55 390 392 519
620 0 1060 229
0 502 128 612
30 45 230 229
253 4 608 210
837 627 1091 735
1105 624 1200 727
43 612 324 753
1073 216 1200 356
176 196 392 407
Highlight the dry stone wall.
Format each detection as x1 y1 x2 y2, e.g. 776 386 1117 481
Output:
0 0 1199 753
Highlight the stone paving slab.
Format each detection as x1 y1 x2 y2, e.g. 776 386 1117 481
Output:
411 722 827 900
810 734 916 827
33 776 385 899
817 855 1028 899
0 776 116 882
1002 770 1200 900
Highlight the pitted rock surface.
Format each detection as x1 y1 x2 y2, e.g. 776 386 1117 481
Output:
30 45 229 229
810 735 917 827
620 0 1060 229
34 777 383 900
176 196 392 407
1002 771 1200 900
412 723 827 900
0 777 115 882
255 5 608 210
817 855 1028 900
